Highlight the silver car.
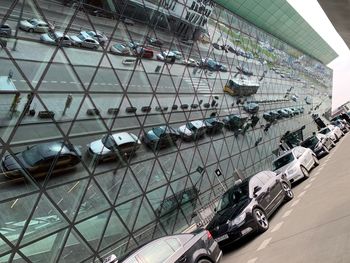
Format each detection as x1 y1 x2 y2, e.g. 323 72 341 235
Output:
40 31 72 46
88 132 141 162
19 18 53 33
84 30 108 46
71 32 100 49
178 120 207 141
272 146 319 183
319 124 343 142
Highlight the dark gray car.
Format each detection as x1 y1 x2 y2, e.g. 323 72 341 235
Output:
0 24 12 37
103 229 222 263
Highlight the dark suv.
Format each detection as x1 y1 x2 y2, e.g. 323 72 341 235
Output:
207 171 293 247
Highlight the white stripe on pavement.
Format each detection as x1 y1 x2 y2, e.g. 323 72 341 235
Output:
257 237 272 251
290 199 300 207
282 209 293 218
271 222 284 233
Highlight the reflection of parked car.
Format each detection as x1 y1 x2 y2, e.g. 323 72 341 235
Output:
0 142 81 179
236 65 253 76
110 43 130 55
19 18 53 33
200 58 227 72
0 24 12 37
223 114 247 130
331 119 349 133
128 41 140 50
122 58 136 65
143 126 179 149
204 117 224 134
103 229 222 263
135 46 154 58
178 120 207 141
182 58 198 67
71 32 100 49
243 103 259 114
156 51 176 62
277 109 290 118
88 132 141 161
272 146 318 183
84 30 108 46
40 31 72 46
207 171 293 247
146 37 163 47
122 17 135 26
319 125 343 142
301 134 334 157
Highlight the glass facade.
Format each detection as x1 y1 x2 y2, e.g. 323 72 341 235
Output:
0 0 332 262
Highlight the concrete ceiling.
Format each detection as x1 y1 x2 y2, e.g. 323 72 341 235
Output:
318 0 350 50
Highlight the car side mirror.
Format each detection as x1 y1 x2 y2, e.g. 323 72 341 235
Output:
253 186 261 196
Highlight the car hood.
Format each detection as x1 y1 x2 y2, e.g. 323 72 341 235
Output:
178 125 192 135
2 153 30 171
207 199 250 230
88 139 111 155
274 161 297 174
40 34 54 42
20 20 32 27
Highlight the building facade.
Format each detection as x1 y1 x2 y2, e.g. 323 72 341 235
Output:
0 0 335 262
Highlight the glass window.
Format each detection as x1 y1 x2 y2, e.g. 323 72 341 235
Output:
138 240 174 263
273 153 295 170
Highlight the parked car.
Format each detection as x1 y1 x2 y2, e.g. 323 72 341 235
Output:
272 146 319 183
243 103 259 114
277 109 290 118
146 37 163 47
204 117 224 134
331 119 349 133
0 24 12 37
236 65 253 76
0 142 81 179
156 51 176 62
207 171 293 247
199 58 227 72
284 108 294 117
182 58 198 67
171 50 183 59
103 229 222 263
178 120 207 141
143 126 179 149
110 43 130 55
212 42 221 50
122 18 135 26
262 112 275 122
135 46 154 58
84 30 108 46
19 18 53 33
223 114 247 131
88 132 141 161
300 134 334 157
128 41 140 50
40 31 72 46
71 32 100 49
319 125 343 142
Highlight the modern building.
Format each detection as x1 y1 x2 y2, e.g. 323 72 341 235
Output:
0 0 337 262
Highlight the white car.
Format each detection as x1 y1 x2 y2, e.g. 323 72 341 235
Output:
177 120 207 141
20 18 53 33
319 124 343 142
40 31 72 46
182 58 198 67
83 30 108 46
156 51 176 61
71 32 100 49
88 132 141 162
272 146 318 184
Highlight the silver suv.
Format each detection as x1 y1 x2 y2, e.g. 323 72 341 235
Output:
272 146 319 183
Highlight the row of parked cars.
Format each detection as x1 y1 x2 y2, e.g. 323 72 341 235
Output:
262 106 305 122
206 120 348 249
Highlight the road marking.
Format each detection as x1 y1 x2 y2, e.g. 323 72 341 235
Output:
11 198 18 208
297 191 306 198
314 170 320 175
70 81 76 84
282 209 293 218
310 178 316 182
304 184 311 190
60 81 66 84
247 258 258 263
51 80 58 83
290 199 300 207
271 222 284 232
257 237 272 251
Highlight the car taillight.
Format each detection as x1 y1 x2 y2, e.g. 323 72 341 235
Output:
206 230 213 240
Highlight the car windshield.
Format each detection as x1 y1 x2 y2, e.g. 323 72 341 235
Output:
152 127 165 137
77 34 85 41
48 32 56 39
319 128 330 135
22 146 43 166
101 135 117 150
273 153 295 170
186 122 196 130
301 137 318 148
217 182 249 212
115 44 124 49
86 31 95 37
29 19 38 25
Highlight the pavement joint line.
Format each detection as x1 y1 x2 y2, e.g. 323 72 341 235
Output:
257 237 272 251
271 221 284 233
282 209 293 218
304 184 311 190
297 191 306 198
290 199 300 207
247 258 258 263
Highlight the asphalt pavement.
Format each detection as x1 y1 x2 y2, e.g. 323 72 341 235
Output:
221 132 350 263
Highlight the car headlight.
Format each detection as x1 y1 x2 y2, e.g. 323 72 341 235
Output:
227 213 246 228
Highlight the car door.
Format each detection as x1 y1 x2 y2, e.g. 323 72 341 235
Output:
264 171 283 210
250 176 270 212
255 173 279 215
300 147 313 170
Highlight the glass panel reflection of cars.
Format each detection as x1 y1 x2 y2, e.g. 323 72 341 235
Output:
88 132 141 161
204 118 224 133
142 126 179 149
1 142 81 179
103 230 222 263
110 43 130 55
206 171 292 247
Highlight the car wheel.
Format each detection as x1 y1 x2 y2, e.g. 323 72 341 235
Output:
253 208 269 232
331 140 336 148
28 28 34 33
313 155 320 167
197 259 212 263
301 166 309 179
282 182 294 201
93 46 98 50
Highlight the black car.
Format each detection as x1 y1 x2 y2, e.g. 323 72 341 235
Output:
262 112 276 122
146 37 163 47
206 171 293 247
243 103 259 114
0 141 81 179
103 229 222 263
223 114 247 131
204 117 224 134
300 134 334 157
143 126 179 149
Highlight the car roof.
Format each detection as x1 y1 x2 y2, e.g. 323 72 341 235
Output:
35 142 71 157
111 132 137 145
190 120 205 128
